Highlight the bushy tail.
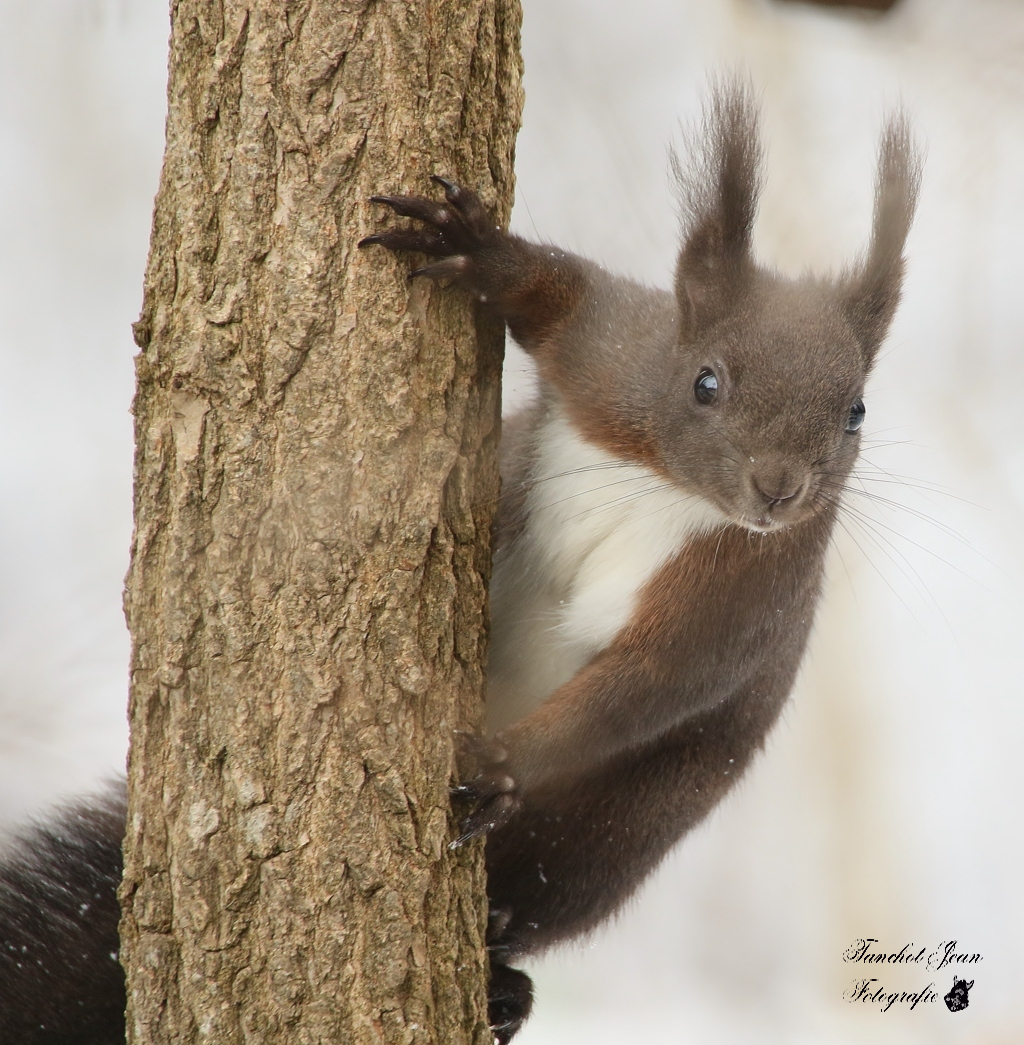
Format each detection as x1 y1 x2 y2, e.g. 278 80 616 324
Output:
0 783 126 1045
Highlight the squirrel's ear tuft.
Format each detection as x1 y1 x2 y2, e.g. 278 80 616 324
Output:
844 113 922 364
673 80 762 340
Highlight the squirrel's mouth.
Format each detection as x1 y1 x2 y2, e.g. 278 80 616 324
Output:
740 515 790 534
734 488 821 533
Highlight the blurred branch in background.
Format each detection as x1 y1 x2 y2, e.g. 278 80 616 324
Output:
777 0 901 12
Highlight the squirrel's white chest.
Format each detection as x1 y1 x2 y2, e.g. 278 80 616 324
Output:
485 408 725 732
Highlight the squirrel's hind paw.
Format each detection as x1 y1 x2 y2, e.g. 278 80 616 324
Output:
449 732 521 847
488 961 534 1045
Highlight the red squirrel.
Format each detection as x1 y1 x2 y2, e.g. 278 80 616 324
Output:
362 83 919 1042
0 85 918 1045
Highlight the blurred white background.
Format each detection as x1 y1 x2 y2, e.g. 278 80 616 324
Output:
0 0 1021 1042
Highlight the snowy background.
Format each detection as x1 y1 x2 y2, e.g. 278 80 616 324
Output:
1 0 1022 1042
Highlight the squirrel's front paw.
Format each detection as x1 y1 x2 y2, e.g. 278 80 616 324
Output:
359 176 496 282
449 732 521 848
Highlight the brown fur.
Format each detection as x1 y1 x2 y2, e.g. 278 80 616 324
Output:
363 83 919 1044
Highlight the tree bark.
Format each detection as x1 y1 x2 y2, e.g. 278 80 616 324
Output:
120 3 522 1043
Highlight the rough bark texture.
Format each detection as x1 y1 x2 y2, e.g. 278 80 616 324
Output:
120 3 522 1044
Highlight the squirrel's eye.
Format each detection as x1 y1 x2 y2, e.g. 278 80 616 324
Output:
694 368 719 405
845 397 865 434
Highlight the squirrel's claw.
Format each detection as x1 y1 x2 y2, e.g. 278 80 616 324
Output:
362 179 495 275
450 791 521 849
430 174 460 197
450 731 519 847
408 256 470 282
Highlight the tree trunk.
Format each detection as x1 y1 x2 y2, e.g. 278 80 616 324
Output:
120 3 522 1043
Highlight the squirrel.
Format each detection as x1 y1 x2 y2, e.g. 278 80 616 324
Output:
0 84 919 1045
361 83 920 1042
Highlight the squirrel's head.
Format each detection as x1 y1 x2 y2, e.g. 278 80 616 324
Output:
654 84 920 532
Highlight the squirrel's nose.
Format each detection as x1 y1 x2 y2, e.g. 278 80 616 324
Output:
752 472 805 506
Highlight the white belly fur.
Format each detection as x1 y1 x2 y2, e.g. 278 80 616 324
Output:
485 405 726 733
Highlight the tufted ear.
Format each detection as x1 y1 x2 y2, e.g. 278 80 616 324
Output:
844 113 922 364
673 82 762 341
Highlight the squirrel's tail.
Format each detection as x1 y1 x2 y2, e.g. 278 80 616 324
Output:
0 782 126 1045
